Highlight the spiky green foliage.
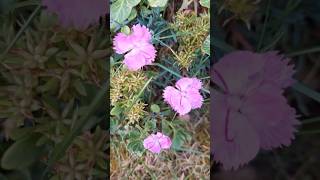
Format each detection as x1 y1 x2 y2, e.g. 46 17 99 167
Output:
0 8 108 179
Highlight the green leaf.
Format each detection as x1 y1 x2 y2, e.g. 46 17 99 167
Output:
10 127 34 141
38 78 59 93
58 72 70 97
127 130 141 139
121 25 131 35
1 134 43 170
202 35 210 55
145 119 157 131
172 129 190 150
42 95 60 120
199 0 210 8
127 8 137 22
172 129 186 150
110 104 122 118
292 82 320 103
161 119 171 135
62 98 74 118
148 0 168 7
73 79 87 96
127 140 144 156
68 40 86 57
110 119 118 134
150 104 160 113
110 0 141 27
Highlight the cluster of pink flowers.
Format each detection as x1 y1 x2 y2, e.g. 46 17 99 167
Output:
211 51 299 170
113 24 205 154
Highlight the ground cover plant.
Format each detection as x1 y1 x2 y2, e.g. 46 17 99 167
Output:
0 0 108 179
212 0 320 179
110 0 211 178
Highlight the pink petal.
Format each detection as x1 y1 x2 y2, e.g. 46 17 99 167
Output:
186 91 203 109
123 48 150 71
212 51 265 94
122 43 156 71
176 77 202 92
156 132 172 149
138 43 157 64
261 51 296 89
211 91 260 170
113 33 134 54
163 86 192 115
143 134 161 153
143 133 172 153
131 24 152 43
242 84 299 150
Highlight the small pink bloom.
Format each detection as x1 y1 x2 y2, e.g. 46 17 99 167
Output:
143 132 172 153
113 24 157 71
42 0 107 30
211 51 299 170
163 77 203 115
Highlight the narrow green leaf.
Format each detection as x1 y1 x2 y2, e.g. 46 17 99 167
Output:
292 82 320 103
73 80 87 96
68 40 86 57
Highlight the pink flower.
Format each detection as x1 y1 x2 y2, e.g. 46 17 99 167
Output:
113 24 157 71
42 0 107 30
163 77 203 115
211 51 299 170
143 132 172 153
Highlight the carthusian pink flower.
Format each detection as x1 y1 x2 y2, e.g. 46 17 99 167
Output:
211 51 299 170
113 24 157 71
42 0 107 30
143 132 172 153
163 77 203 115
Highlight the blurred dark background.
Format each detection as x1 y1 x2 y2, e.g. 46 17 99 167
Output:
212 0 320 179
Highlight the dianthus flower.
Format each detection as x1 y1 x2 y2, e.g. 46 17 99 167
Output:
42 0 107 30
113 24 157 71
163 77 203 115
211 51 299 170
143 132 172 153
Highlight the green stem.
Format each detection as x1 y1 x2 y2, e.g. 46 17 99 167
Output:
287 46 320 57
297 130 320 135
153 63 181 78
153 38 184 63
257 0 271 51
301 117 320 125
126 77 153 112
292 82 320 103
